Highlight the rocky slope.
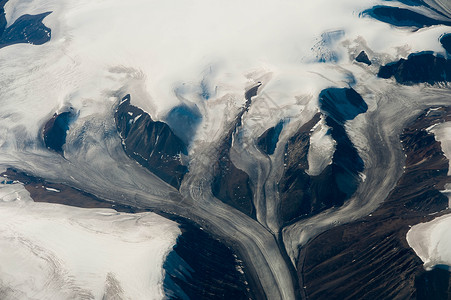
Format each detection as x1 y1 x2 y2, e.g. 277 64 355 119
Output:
115 95 188 189
299 106 451 300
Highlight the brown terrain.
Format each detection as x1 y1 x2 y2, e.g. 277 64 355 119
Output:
1 168 145 213
0 168 254 300
5 102 451 299
115 94 188 189
211 85 260 219
299 106 451 299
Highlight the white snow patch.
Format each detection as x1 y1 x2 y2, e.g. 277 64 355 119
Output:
430 122 451 175
306 116 336 176
133 114 142 123
407 213 451 271
0 182 33 203
426 123 439 132
0 183 180 299
359 172 366 182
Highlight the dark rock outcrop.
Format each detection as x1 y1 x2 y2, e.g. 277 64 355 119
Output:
257 121 284 156
299 106 451 300
378 53 451 85
279 114 320 223
0 12 51 48
279 88 367 224
115 94 188 189
323 116 364 199
362 6 451 28
355 50 372 66
0 0 51 49
1 168 254 300
163 220 251 300
314 88 367 202
383 0 423 7
212 152 255 218
0 0 7 36
42 109 76 154
440 33 451 54
369 0 450 21
319 88 368 202
1 168 145 213
416 267 451 300
211 86 259 219
319 87 368 124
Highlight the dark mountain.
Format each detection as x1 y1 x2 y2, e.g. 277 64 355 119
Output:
278 88 367 224
42 109 76 154
0 0 51 49
355 50 372 65
211 86 260 219
0 12 51 48
362 5 451 28
440 33 451 54
115 94 188 189
378 53 451 85
257 120 284 156
299 106 451 300
163 220 251 300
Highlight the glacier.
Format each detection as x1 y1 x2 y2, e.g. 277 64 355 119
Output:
0 182 180 299
0 0 450 299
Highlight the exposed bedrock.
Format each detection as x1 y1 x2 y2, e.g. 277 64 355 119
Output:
211 85 260 219
179 160 297 300
377 0 451 18
34 85 295 300
279 114 321 224
257 120 284 156
115 94 188 189
362 5 451 28
319 88 368 123
278 88 367 224
212 150 255 218
299 106 451 300
415 268 451 300
355 50 372 66
378 53 451 85
163 219 251 300
173 84 297 300
0 0 51 49
0 169 145 213
377 0 451 19
324 116 364 200
0 169 252 300
0 0 6 35
440 33 451 54
42 108 77 155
